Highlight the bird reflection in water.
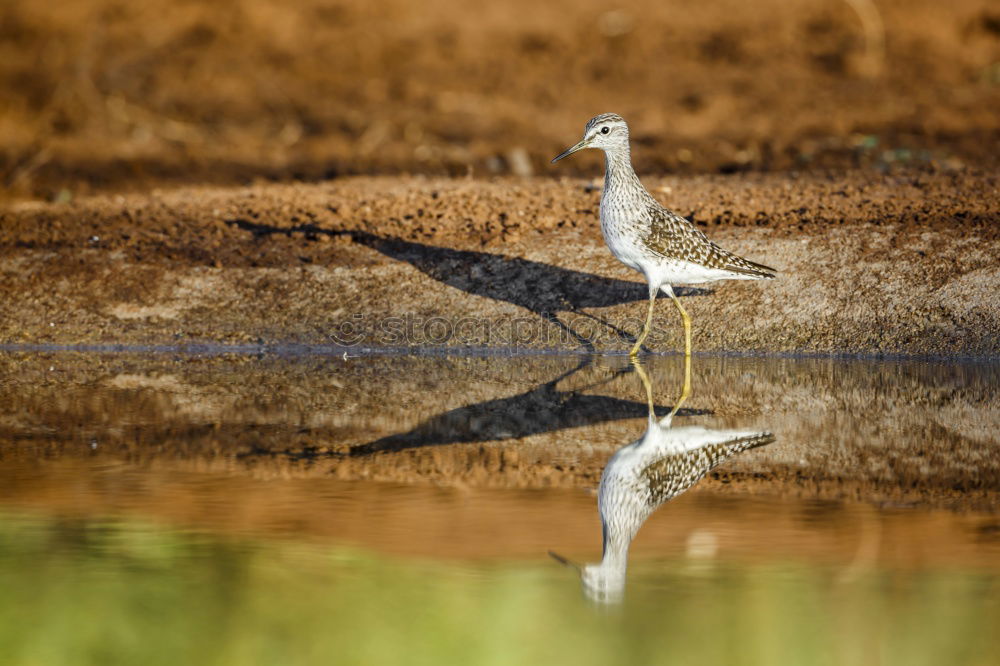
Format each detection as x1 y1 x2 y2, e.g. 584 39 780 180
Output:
551 356 774 604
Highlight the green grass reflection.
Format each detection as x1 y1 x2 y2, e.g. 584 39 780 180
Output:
0 514 997 666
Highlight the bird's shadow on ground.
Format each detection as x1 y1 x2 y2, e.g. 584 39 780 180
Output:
225 219 712 350
242 357 709 461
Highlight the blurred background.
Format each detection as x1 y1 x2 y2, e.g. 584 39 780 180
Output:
1 0 998 199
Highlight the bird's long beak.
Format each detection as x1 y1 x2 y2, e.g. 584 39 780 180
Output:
548 550 582 572
551 139 589 163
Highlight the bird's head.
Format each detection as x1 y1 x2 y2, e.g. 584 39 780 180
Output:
580 561 627 604
551 113 630 163
549 550 627 604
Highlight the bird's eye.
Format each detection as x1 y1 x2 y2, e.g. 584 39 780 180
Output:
600 127 610 134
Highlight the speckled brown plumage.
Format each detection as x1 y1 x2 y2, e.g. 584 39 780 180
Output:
639 432 776 508
641 204 776 277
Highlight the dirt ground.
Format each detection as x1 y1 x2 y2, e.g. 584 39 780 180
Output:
1 168 998 355
1 0 998 354
1 0 998 199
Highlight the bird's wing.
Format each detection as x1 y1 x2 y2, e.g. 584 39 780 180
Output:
640 432 775 507
642 205 777 278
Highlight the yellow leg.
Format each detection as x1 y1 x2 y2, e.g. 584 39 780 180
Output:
666 288 692 358
634 352 691 421
630 356 655 420
629 289 657 357
669 351 692 418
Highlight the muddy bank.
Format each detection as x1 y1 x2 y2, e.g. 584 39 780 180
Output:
2 352 998 510
2 169 998 355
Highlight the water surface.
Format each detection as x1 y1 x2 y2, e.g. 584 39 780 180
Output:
0 350 998 665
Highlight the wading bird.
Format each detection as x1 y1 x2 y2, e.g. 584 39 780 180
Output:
552 113 776 357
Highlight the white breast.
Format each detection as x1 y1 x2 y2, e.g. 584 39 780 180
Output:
600 198 752 287
600 197 649 274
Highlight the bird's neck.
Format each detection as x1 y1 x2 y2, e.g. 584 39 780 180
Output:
601 519 633 569
603 146 644 198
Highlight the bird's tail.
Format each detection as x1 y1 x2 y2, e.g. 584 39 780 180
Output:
743 432 777 450
723 255 777 279
703 432 775 470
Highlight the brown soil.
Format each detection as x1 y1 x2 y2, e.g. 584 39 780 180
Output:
2 0 999 199
2 169 998 355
